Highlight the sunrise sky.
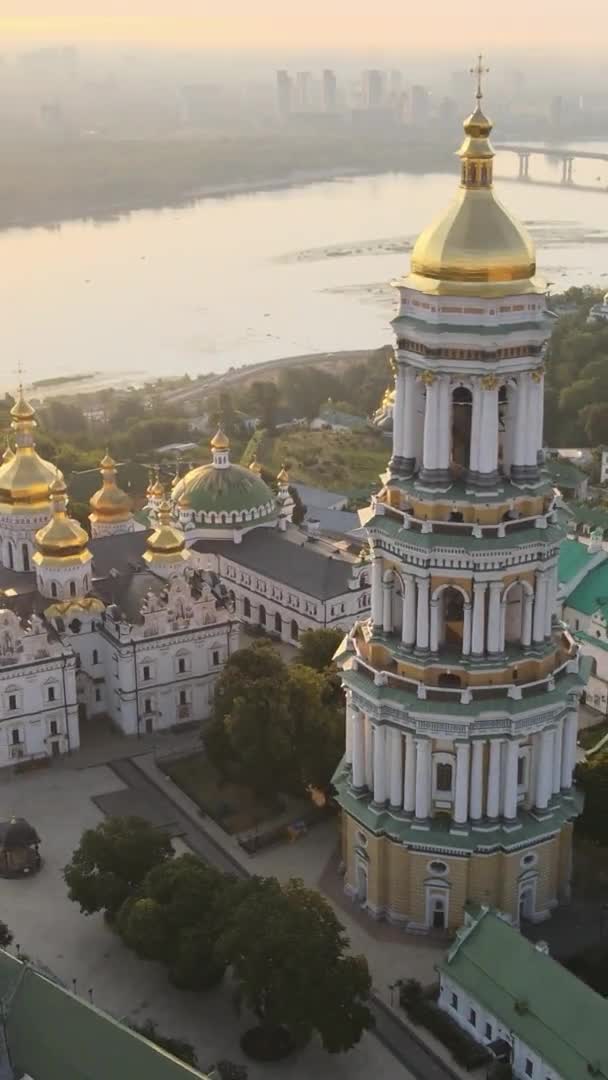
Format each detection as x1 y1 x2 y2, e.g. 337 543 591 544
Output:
0 4 605 53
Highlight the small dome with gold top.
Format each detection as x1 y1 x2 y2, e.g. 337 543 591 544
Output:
0 389 63 508
33 475 90 562
89 454 132 526
143 500 190 574
408 60 537 295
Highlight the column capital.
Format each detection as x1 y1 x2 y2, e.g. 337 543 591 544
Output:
417 577 430 592
489 580 503 592
473 581 488 593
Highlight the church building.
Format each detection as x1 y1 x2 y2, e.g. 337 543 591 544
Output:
333 74 587 932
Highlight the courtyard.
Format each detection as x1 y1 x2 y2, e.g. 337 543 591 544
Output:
0 757 417 1080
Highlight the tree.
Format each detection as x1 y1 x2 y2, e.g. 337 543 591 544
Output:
247 382 279 430
0 921 13 949
64 816 173 918
582 403 608 447
117 854 232 989
287 665 344 793
206 642 292 797
298 628 344 671
575 752 608 845
219 877 373 1056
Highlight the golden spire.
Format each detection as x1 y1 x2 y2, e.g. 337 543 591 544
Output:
143 499 189 568
249 455 262 475
210 427 230 451
277 463 289 485
150 466 165 498
89 452 132 524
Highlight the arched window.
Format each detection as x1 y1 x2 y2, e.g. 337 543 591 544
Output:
22 544 30 573
7 542 13 570
274 612 282 634
51 582 58 598
451 387 473 472
259 604 266 626
436 763 453 793
92 649 99 665
232 513 237 524
244 598 251 618
69 581 76 597
468 163 477 184
481 165 488 185
291 620 299 642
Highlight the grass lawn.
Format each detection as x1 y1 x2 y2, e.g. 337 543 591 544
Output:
579 722 608 751
252 428 388 492
162 752 281 835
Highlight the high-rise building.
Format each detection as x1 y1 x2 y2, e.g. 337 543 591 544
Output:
276 69 292 120
409 84 430 125
333 86 586 932
363 69 385 108
323 69 338 112
295 71 312 110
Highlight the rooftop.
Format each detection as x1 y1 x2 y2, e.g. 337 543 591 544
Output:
441 908 608 1080
292 483 348 510
0 949 210 1080
558 537 606 588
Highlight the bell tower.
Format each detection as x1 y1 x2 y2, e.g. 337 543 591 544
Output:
334 67 587 933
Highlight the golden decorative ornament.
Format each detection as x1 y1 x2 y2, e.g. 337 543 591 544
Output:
419 370 437 386
481 374 500 390
277 464 289 484
210 428 230 451
531 367 545 383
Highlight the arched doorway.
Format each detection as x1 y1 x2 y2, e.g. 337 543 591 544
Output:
519 882 535 922
356 863 368 904
443 588 465 648
451 387 473 472
438 673 462 689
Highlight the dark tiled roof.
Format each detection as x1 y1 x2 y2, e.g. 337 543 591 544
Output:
194 529 355 600
89 530 150 578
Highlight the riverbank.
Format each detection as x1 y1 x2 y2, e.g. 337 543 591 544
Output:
0 132 454 232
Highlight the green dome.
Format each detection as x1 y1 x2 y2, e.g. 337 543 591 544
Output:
172 462 276 527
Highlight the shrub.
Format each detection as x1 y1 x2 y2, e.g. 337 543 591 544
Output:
400 991 490 1070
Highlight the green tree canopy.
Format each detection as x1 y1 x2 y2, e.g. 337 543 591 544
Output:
575 751 608 845
118 854 232 989
219 877 373 1053
64 816 173 918
297 628 343 671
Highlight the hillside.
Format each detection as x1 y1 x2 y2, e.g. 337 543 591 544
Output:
249 428 389 495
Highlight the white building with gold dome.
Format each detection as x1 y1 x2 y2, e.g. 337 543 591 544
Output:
333 78 587 933
0 405 240 766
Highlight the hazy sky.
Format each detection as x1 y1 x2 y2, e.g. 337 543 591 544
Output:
1 4 605 53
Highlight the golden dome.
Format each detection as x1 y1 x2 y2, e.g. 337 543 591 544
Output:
2 444 14 464
0 390 62 508
277 464 289 484
408 91 537 293
249 456 263 476
143 500 188 564
177 491 192 510
34 476 90 560
210 428 230 451
89 454 132 523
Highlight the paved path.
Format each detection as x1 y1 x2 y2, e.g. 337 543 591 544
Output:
111 756 460 1080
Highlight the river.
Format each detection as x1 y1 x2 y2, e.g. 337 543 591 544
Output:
2 146 608 394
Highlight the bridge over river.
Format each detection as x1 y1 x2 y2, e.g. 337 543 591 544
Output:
495 143 608 186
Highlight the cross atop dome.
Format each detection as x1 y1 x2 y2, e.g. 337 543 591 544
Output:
470 53 489 102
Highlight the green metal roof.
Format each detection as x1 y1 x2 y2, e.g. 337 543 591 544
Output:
0 950 209 1080
544 457 587 491
368 512 563 552
440 908 608 1080
567 559 608 615
570 502 608 530
172 462 276 522
558 538 599 586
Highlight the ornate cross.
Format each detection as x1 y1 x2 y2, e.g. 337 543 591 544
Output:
471 54 489 101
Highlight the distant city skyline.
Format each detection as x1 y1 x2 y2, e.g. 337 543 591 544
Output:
1 5 607 53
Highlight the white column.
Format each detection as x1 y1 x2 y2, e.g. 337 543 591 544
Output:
402 366 418 464
498 600 507 654
478 385 499 477
454 742 471 825
544 564 557 639
430 595 440 653
535 727 554 810
415 738 432 819
470 740 485 821
438 376 452 472
371 556 383 627
487 739 502 818
383 574 393 634
403 732 416 813
526 374 542 469
522 590 534 648
416 578 430 650
389 728 404 809
351 708 365 789
552 717 563 797
364 716 373 790
402 574 417 647
471 582 487 656
345 694 354 765
392 362 405 465
533 572 547 644
503 739 519 821
422 377 440 473
561 710 578 790
487 581 503 654
373 725 387 805
469 382 482 474
512 373 529 470
462 601 472 656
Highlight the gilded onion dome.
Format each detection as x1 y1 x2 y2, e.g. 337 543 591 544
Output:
249 455 263 476
143 500 189 568
33 476 90 563
210 427 230 451
277 464 289 485
89 454 132 525
408 85 537 296
0 390 63 508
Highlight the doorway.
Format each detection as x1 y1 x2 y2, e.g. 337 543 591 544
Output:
432 897 447 929
356 863 368 905
51 740 61 758
519 884 535 922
